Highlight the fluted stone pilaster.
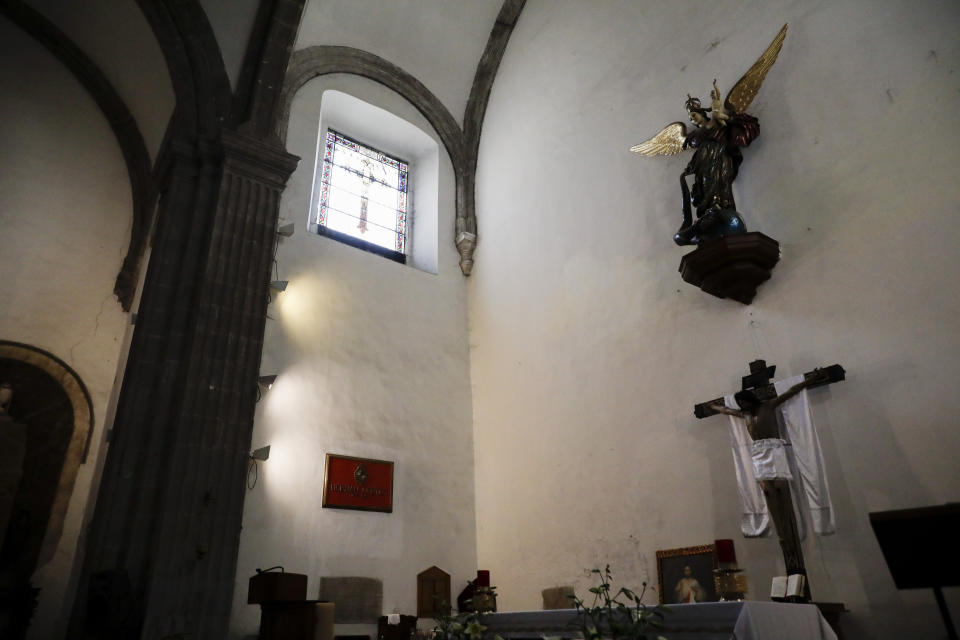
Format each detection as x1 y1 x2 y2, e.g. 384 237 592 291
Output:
71 131 298 639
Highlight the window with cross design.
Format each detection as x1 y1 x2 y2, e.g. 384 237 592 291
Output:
314 129 409 263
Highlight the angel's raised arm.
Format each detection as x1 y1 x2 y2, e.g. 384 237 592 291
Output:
711 80 730 125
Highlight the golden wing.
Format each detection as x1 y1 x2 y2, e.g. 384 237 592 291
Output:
630 122 688 157
724 23 788 115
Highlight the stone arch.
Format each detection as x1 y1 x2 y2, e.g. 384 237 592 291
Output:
0 341 93 579
278 45 469 270
276 0 527 276
279 46 466 171
0 3 156 312
136 0 232 140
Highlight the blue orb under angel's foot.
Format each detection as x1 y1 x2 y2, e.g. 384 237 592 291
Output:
676 208 747 245
698 208 747 242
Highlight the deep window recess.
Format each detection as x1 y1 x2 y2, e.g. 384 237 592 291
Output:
315 130 409 263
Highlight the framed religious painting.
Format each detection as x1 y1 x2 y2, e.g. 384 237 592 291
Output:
656 544 717 604
322 453 394 512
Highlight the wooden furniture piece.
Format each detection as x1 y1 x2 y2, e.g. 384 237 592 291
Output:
248 571 308 604
378 614 418 640
417 566 451 618
248 571 334 640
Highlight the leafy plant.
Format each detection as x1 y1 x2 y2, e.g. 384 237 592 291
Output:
429 583 499 640
570 565 668 640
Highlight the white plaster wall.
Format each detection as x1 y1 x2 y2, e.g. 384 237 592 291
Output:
0 17 132 639
469 1 960 638
229 74 475 638
296 0 504 126
25 0 176 159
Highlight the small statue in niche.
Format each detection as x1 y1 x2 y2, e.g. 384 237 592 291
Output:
631 24 788 246
0 382 12 414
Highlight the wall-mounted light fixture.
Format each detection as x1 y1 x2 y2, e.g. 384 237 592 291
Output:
258 375 278 389
248 445 271 489
271 222 293 309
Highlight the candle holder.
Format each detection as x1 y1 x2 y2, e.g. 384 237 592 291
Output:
713 567 749 601
473 586 497 612
712 539 747 601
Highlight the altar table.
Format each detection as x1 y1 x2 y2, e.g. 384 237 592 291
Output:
481 602 837 640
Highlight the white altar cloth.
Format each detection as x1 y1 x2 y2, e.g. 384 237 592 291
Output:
480 601 837 640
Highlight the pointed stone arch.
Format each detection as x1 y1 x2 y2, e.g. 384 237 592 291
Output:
278 45 470 274
276 0 527 275
279 46 466 171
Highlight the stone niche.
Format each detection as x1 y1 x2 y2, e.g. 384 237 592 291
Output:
0 341 92 580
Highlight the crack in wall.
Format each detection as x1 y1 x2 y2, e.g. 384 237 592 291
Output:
68 292 114 365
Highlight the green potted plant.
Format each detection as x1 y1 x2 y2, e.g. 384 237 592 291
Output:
570 566 668 640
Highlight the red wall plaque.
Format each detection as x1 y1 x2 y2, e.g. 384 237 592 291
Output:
322 453 394 512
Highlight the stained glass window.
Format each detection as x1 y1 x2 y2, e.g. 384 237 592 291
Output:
317 130 409 256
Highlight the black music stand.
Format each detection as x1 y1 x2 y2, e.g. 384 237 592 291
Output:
869 504 960 640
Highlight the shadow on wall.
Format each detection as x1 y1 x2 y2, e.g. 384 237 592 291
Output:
817 362 943 638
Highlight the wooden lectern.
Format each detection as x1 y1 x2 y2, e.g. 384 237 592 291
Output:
249 570 334 640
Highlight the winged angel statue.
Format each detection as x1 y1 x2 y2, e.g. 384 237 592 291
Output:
632 25 788 246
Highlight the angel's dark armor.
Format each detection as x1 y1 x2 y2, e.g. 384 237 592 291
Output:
675 112 759 246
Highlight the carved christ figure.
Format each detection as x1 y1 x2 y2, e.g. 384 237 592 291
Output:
631 24 788 246
706 368 831 599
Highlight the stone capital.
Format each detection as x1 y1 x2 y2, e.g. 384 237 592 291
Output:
220 128 300 190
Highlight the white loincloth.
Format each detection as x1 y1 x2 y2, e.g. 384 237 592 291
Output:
751 438 793 480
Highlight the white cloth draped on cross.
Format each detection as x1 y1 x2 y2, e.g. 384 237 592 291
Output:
724 374 836 538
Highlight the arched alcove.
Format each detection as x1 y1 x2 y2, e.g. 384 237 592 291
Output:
309 89 441 273
0 340 93 575
0 341 92 635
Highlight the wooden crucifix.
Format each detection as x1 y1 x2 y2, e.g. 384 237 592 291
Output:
694 360 845 601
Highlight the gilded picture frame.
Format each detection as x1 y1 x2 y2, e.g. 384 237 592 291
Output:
656 544 717 604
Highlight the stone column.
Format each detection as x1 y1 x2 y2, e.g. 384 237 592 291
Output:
71 130 298 639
